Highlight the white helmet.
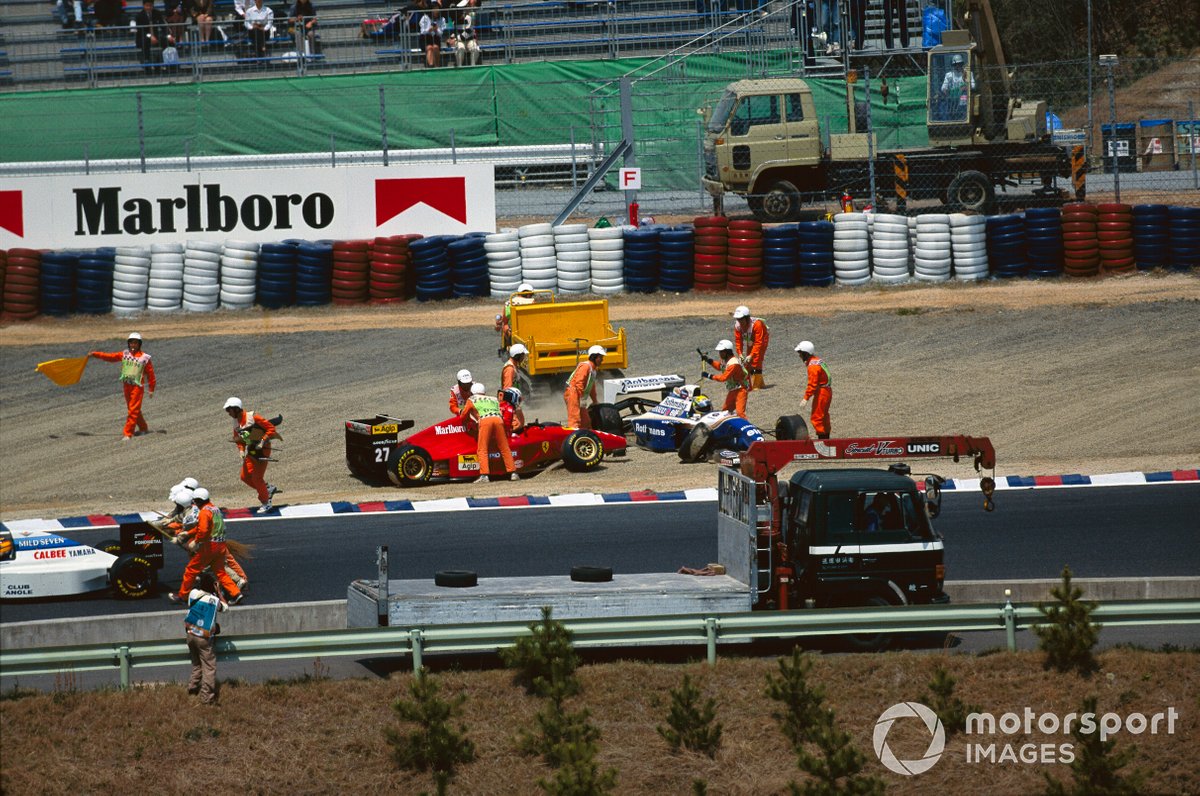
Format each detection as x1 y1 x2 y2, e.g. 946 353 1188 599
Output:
795 340 815 355
192 487 210 502
587 344 606 358
173 488 194 508
952 54 964 65
517 282 534 292
181 477 200 490
509 343 528 357
223 396 243 410
732 305 750 319
457 369 473 383
715 339 734 352
127 332 143 342
471 382 486 395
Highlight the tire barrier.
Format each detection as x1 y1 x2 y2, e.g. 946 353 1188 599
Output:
76 247 114 315
833 212 870 286
623 226 660 293
257 241 297 309
368 235 410 304
1097 203 1135 276
795 220 834 287
295 240 333 306
726 219 763 292
1023 208 1064 278
448 234 490 299
486 230 522 299
986 214 1027 279
39 250 77 317
112 246 150 316
183 239 222 313
553 223 591 295
913 213 952 283
658 226 694 293
148 242 185 313
1168 205 1200 271
1061 202 1100 278
1132 204 1170 271
588 224 624 295
692 215 729 293
518 222 556 291
762 224 798 289
4 248 41 322
221 239 260 310
409 235 452 302
872 212 912 285
330 239 369 306
950 213 988 281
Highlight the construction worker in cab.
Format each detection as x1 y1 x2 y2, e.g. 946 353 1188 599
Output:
732 305 770 390
699 339 749 419
224 397 282 515
795 340 833 439
564 344 605 429
89 331 155 441
164 485 248 591
449 369 475 416
460 382 515 482
501 343 528 392
169 487 243 606
500 386 526 434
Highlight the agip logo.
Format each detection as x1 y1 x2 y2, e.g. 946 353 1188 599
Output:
873 702 946 776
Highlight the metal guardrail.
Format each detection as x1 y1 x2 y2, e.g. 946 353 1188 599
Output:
3 599 1198 688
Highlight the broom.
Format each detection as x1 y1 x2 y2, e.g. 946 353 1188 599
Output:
150 511 255 559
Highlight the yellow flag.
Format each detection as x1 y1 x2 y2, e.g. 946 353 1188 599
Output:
36 356 90 387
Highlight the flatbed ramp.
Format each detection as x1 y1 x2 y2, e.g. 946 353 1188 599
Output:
347 573 751 628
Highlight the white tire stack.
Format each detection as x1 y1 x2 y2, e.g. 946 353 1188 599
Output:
833 212 870 286
913 213 954 283
146 242 185 313
485 229 522 298
869 212 911 285
183 239 222 312
587 226 625 294
908 216 919 270
553 223 591 294
112 246 151 316
518 222 556 291
220 239 259 310
949 213 989 281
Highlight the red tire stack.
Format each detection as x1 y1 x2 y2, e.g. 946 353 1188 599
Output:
331 240 370 305
1060 203 1100 278
3 248 41 322
369 235 411 304
402 233 423 297
726 219 764 292
692 216 729 292
1096 203 1135 276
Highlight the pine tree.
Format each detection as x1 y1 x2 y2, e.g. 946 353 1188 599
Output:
1043 696 1145 795
657 673 723 757
764 649 827 747
1034 566 1101 675
790 711 885 796
501 605 581 697
384 671 476 796
920 665 977 735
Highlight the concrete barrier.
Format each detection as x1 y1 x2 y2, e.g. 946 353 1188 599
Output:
946 577 1200 604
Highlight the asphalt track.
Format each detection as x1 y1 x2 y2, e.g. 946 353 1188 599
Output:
3 483 1197 624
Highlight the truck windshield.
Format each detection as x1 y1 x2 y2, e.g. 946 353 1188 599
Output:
930 51 973 122
708 91 738 134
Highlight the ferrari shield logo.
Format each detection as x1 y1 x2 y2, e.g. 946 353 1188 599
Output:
541 441 550 453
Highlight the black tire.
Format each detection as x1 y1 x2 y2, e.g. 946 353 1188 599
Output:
561 430 605 472
97 538 122 556
774 414 810 441
434 569 477 588
387 444 434 486
110 553 156 599
758 180 802 222
571 565 613 583
945 170 995 214
678 424 713 463
589 403 624 436
844 595 898 652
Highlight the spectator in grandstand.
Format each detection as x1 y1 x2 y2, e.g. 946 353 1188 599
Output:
191 0 215 42
91 0 124 28
135 0 174 70
245 0 275 57
54 0 86 30
882 0 910 49
447 8 479 66
419 5 445 68
848 0 866 49
290 0 318 53
165 0 189 43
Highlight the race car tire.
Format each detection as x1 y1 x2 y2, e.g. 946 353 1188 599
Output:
387 444 434 486
570 565 613 583
775 414 811 441
678 424 713 463
97 538 122 555
589 403 623 436
110 553 156 599
561 430 605 472
434 569 478 587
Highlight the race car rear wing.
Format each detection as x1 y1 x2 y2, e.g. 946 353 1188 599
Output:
600 373 686 404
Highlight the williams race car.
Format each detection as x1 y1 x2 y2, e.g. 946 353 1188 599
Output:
385 416 627 486
625 386 767 463
0 522 164 600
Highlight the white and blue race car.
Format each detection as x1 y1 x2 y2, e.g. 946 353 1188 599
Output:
627 386 766 463
0 523 163 600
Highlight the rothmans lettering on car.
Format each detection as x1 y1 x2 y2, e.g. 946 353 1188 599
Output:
73 184 334 236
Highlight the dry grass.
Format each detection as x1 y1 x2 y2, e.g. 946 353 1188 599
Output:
2 649 1197 795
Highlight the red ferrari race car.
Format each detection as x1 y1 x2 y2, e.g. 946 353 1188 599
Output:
384 416 627 486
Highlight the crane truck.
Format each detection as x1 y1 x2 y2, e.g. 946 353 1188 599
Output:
700 0 1086 221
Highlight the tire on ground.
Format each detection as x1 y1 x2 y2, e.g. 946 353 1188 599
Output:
387 444 433 486
678 424 713 463
110 553 156 599
434 570 478 587
775 414 810 441
561 430 605 472
588 403 624 436
570 565 613 583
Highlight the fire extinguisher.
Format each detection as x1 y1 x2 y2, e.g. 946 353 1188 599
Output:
629 201 640 228
840 191 854 213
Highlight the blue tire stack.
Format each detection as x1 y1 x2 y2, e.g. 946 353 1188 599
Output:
294 241 333 306
410 235 453 301
1130 205 1170 270
75 248 114 314
796 221 835 286
622 227 660 293
762 225 799 288
257 241 297 309
657 227 694 293
986 214 1027 278
1167 206 1200 270
447 235 490 298
1023 208 1064 277
39 250 77 316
